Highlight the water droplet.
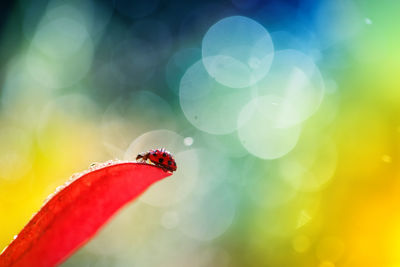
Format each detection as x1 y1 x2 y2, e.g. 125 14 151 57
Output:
365 18 372 25
70 173 80 180
1 245 8 254
55 185 64 193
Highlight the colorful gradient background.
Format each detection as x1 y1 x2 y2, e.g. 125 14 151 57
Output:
1 0 400 266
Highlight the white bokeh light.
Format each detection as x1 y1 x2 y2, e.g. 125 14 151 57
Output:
179 59 252 134
183 137 194 146
202 16 274 88
237 96 302 159
254 49 325 128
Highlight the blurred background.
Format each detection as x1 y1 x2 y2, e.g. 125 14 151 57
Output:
0 0 400 266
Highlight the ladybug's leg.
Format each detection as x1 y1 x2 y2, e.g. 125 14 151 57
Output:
153 163 163 169
154 163 169 172
136 153 149 163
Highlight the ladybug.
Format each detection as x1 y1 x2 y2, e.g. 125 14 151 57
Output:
136 148 177 172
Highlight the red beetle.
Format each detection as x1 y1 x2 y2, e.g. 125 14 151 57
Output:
136 148 177 172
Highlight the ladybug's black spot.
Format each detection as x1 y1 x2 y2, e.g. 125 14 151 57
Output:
152 153 157 156
163 153 167 157
168 160 172 165
173 162 176 166
158 158 164 163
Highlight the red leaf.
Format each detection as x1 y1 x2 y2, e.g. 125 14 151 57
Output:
0 162 172 267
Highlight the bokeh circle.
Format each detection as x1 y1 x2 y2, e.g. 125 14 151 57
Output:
202 16 274 88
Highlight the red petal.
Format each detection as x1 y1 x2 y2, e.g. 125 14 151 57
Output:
0 162 172 267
